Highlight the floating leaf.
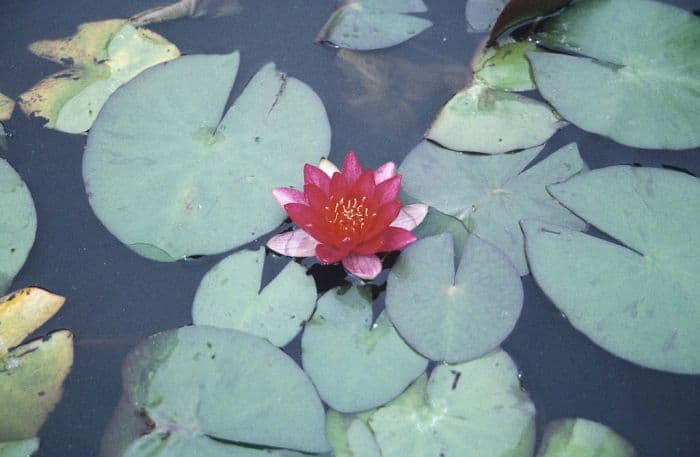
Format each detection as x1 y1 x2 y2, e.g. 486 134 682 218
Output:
130 0 242 26
472 39 538 91
537 418 636 457
425 81 565 153
386 234 521 363
400 141 586 274
411 206 470 260
489 0 570 43
530 0 700 149
0 160 37 294
367 349 536 457
302 287 427 412
192 248 316 347
316 1 432 51
83 52 331 261
18 20 179 134
326 409 381 457
465 0 507 33
112 326 330 453
0 438 39 457
0 92 14 121
523 166 700 374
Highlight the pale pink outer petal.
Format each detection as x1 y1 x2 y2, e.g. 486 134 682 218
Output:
374 162 397 184
267 229 319 257
318 157 340 177
390 203 429 230
272 187 306 208
342 254 383 280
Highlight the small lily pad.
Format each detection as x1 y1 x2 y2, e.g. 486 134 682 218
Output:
400 141 587 274
302 287 427 412
465 0 507 33
0 438 39 457
472 39 538 92
425 81 565 153
0 161 37 295
316 1 432 51
530 0 700 149
523 166 700 374
83 52 331 261
386 234 522 363
367 349 536 457
326 409 381 457
192 247 317 347
19 20 179 134
0 92 14 121
537 418 636 457
113 326 330 453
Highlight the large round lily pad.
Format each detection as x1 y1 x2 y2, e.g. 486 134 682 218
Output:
326 409 381 457
83 52 331 261
192 248 316 347
386 234 522 363
530 0 700 150
536 418 636 457
523 166 700 374
113 325 330 453
367 349 536 457
302 286 427 412
0 160 37 294
400 141 586 275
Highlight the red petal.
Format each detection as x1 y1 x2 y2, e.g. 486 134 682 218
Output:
285 203 335 246
304 183 329 212
374 162 397 184
352 235 385 255
316 243 348 264
352 169 376 199
342 254 382 280
272 187 306 208
363 201 402 240
380 227 417 252
341 151 363 185
374 175 401 206
330 171 349 198
304 164 331 194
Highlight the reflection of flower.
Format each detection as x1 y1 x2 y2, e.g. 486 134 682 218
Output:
268 151 428 279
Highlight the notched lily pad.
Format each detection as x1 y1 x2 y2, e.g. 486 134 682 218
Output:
0 160 37 295
83 52 331 261
472 39 539 92
523 166 700 374
302 286 427 412
367 349 536 457
192 247 317 347
19 19 179 134
326 409 381 457
316 0 432 51
400 141 587 274
537 418 636 457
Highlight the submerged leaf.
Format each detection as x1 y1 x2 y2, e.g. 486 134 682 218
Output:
465 0 508 33
0 92 14 121
537 418 636 457
18 20 179 134
523 166 700 374
0 438 39 457
472 39 539 91
530 0 700 149
490 0 570 43
130 0 242 26
326 409 381 457
83 52 331 261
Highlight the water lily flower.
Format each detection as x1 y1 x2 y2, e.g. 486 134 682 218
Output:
267 151 428 280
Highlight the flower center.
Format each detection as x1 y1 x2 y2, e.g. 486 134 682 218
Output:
325 196 375 234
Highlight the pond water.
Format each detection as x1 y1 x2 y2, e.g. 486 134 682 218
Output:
1 0 699 456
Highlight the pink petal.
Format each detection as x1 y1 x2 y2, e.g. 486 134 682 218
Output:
374 175 401 206
381 227 417 252
390 204 429 230
342 254 382 280
304 164 331 194
272 187 306 208
374 162 397 184
318 157 340 177
267 230 319 257
353 169 376 199
316 244 348 264
341 150 363 185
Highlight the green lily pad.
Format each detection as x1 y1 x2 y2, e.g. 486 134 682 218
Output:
386 234 522 363
537 418 636 457
0 439 39 457
367 349 536 457
0 329 74 441
425 82 565 153
400 141 587 275
523 166 700 374
465 0 507 32
472 39 538 92
18 20 179 134
412 206 470 261
530 0 700 150
302 286 427 412
114 326 330 453
192 248 316 347
326 409 381 457
0 92 14 121
316 1 432 51
83 52 331 261
0 160 37 295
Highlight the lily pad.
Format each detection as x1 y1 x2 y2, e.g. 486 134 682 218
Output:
537 418 636 457
367 349 536 457
386 234 521 363
0 92 14 121
0 439 39 457
83 52 331 261
316 1 432 51
400 141 587 275
18 20 179 134
465 0 507 33
113 325 330 453
425 81 565 153
0 160 37 295
326 409 381 457
412 206 470 261
522 166 700 374
472 39 538 92
530 0 700 149
192 247 316 347
302 286 427 412
130 0 242 26
489 0 570 43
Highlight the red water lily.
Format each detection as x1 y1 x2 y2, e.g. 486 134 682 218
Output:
267 151 428 279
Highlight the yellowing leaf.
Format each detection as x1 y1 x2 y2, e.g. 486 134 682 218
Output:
0 288 64 358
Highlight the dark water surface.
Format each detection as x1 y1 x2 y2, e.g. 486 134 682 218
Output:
1 1 700 456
